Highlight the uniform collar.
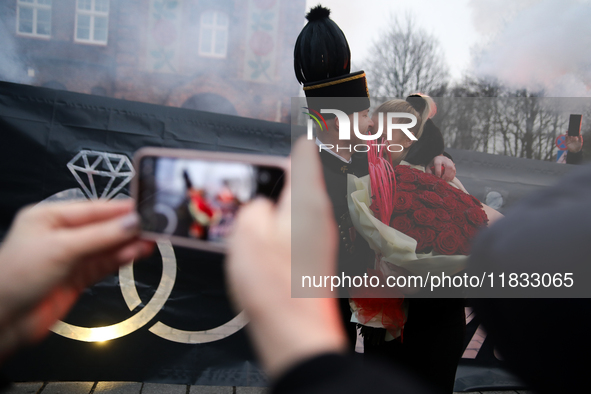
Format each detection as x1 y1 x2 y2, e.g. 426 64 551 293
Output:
315 137 352 164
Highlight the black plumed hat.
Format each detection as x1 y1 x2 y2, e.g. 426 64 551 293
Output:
294 5 369 115
294 5 350 84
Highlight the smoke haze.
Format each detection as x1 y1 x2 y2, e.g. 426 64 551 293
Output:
0 3 31 84
471 0 591 96
0 1 304 122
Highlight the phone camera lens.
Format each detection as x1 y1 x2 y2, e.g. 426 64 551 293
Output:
258 171 270 184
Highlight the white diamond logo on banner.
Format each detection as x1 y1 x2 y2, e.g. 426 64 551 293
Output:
67 150 136 200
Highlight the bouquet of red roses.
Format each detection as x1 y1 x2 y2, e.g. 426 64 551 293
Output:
371 165 488 256
351 164 488 339
351 135 488 339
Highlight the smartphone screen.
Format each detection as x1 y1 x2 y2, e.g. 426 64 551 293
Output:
135 152 284 251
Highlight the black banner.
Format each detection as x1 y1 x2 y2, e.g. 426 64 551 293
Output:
0 81 290 385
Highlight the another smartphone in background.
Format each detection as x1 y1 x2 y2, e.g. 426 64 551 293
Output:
132 147 286 252
568 114 582 137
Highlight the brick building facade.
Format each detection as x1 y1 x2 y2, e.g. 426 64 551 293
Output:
1 0 305 122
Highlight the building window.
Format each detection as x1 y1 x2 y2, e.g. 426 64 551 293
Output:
17 0 52 38
75 0 109 44
199 11 228 58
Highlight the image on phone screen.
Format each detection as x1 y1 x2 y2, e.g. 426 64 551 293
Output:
137 155 283 247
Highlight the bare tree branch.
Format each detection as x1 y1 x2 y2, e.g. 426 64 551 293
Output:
363 14 449 98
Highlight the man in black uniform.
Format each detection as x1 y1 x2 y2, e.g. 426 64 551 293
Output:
294 5 376 346
293 6 465 393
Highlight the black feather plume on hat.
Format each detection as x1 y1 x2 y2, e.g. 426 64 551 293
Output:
293 5 351 84
306 5 330 21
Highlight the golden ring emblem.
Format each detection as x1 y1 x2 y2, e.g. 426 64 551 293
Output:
44 151 248 344
50 239 248 343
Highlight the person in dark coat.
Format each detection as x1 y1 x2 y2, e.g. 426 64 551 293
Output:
293 6 464 393
227 140 591 394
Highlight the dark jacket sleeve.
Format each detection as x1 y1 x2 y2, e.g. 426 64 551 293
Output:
404 119 446 167
272 353 438 394
566 149 583 164
469 163 591 394
441 151 453 162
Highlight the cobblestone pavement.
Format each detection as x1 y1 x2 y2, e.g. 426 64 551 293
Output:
1 382 538 394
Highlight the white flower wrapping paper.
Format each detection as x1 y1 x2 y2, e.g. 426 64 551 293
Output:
346 172 468 279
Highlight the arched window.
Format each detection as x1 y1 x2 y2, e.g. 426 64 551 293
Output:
198 11 228 58
182 93 237 116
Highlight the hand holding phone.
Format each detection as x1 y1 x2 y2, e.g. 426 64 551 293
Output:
132 148 286 252
565 135 584 153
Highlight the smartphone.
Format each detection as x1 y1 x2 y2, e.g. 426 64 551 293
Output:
568 114 582 137
132 147 286 252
